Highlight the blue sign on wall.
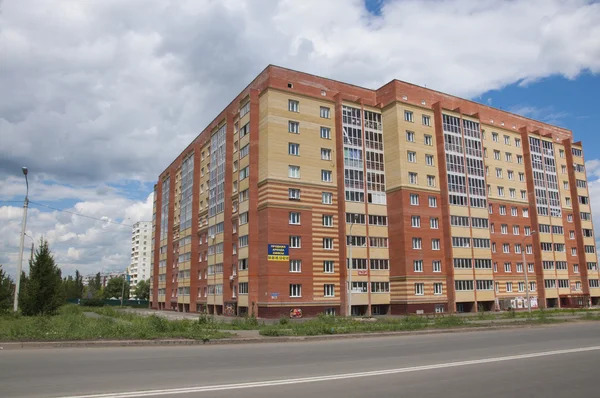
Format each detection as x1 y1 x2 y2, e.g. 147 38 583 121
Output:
267 244 289 261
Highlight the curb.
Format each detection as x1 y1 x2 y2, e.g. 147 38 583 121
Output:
0 322 559 350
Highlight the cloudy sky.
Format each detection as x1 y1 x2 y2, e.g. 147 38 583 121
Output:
1 0 600 278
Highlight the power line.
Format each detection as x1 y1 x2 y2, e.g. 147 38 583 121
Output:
28 201 134 227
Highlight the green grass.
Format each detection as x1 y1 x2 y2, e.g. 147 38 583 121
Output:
0 305 231 342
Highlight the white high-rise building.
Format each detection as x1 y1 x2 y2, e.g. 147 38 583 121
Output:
129 221 152 297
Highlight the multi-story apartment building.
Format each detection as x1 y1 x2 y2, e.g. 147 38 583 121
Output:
129 221 152 296
150 65 597 317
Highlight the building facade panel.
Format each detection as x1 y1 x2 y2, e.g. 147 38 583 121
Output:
151 65 596 317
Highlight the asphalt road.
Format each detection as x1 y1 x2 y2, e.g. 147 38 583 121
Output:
1 322 600 398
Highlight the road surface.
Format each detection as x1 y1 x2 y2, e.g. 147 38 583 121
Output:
1 322 599 397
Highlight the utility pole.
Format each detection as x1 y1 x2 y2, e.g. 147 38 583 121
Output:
13 167 29 313
522 231 536 314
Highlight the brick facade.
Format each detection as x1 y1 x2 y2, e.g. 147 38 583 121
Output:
150 65 598 318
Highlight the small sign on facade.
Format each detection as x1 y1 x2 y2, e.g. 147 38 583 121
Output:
267 244 289 262
271 293 279 299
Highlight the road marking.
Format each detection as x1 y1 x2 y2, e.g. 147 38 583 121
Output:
57 345 600 398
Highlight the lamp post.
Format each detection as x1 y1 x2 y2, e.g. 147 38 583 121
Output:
13 167 29 313
522 231 536 313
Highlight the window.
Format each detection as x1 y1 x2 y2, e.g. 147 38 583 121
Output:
505 262 512 272
290 236 301 248
499 205 506 215
433 261 442 272
371 282 390 293
501 224 508 234
424 134 433 145
406 131 415 142
239 166 250 180
505 152 513 162
494 150 501 160
452 237 471 248
322 215 333 227
429 196 437 207
434 283 443 295
410 194 419 205
425 154 434 166
411 215 421 227
289 260 301 273
590 280 600 288
515 138 521 147
405 110 414 122
322 192 333 204
496 168 503 178
288 143 300 155
430 218 439 229
506 282 513 292
455 280 474 291
409 172 418 184
288 100 299 112
454 258 472 269
414 260 423 272
240 144 250 158
408 151 417 163
239 122 250 138
323 238 334 250
351 282 368 293
288 165 300 178
562 165 567 174
415 283 424 295
412 238 422 249
238 282 248 295
368 215 387 226
324 261 334 273
239 212 249 225
289 284 302 297
508 170 514 180
289 188 301 200
321 170 332 182
320 107 330 119
498 186 505 196
575 281 582 291
288 121 299 134
422 115 431 126
289 212 301 225
320 127 331 139
324 284 335 297
517 154 523 164
370 259 389 270
321 148 332 160
427 175 436 187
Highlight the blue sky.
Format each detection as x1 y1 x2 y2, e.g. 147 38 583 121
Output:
1 0 599 277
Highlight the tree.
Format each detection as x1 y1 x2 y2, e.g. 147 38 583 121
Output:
20 239 64 316
103 276 129 300
0 265 15 314
134 279 150 301
75 270 84 299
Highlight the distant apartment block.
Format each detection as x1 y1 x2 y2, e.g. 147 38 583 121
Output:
129 221 152 296
150 65 597 317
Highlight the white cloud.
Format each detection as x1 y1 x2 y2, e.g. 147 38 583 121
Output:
1 0 600 277
0 192 153 279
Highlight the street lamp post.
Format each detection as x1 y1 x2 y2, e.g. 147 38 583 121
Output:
13 167 29 313
522 231 536 314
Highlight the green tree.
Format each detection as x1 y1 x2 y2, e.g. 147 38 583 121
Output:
0 265 15 314
20 239 64 316
103 276 129 300
75 270 84 299
134 279 150 301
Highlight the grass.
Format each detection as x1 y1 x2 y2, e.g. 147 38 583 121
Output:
3 305 599 341
0 305 231 342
